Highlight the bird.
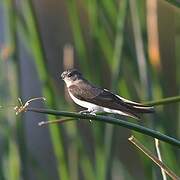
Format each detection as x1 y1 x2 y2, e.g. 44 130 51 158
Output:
61 69 154 119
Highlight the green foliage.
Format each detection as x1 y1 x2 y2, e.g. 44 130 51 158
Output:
26 107 180 148
0 0 179 179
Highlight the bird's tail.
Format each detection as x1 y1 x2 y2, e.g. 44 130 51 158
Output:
125 105 154 120
130 104 155 114
112 95 155 119
116 95 155 114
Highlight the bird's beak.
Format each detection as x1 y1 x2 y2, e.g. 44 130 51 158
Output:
61 72 65 80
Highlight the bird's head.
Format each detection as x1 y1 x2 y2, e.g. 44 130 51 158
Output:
61 69 82 87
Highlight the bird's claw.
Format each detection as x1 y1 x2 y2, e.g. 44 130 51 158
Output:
79 110 97 116
79 110 96 123
79 110 89 115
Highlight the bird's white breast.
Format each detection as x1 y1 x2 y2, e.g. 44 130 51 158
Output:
68 91 133 117
69 92 99 109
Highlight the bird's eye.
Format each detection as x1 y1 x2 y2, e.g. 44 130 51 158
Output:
67 73 72 77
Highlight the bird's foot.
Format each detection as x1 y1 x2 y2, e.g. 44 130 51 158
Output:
79 110 90 114
79 109 97 115
79 110 97 123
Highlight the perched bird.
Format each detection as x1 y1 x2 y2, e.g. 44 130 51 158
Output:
61 69 154 119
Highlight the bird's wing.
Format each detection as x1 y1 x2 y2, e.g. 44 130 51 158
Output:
68 84 102 99
115 94 154 113
68 84 140 118
69 84 154 114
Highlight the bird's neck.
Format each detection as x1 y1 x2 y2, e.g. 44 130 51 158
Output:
67 78 91 88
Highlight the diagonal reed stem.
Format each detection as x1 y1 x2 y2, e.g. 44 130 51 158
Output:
165 0 180 8
143 96 180 106
129 136 179 180
26 108 180 148
155 139 167 180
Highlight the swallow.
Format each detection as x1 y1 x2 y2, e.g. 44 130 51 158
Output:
61 69 154 119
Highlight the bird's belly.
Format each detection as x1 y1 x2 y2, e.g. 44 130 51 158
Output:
69 92 126 114
69 92 99 109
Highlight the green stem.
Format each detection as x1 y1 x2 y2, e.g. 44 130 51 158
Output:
27 108 180 148
144 96 180 106
129 136 179 179
165 0 180 7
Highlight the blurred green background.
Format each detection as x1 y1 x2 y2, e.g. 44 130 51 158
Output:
0 0 179 179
